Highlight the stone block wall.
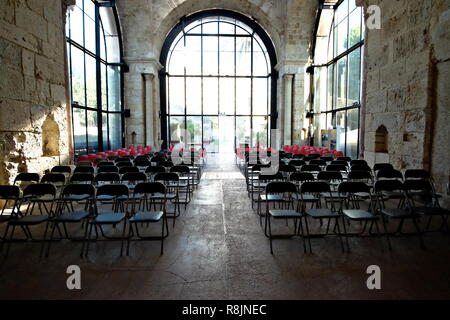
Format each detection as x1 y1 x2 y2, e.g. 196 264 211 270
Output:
0 0 71 185
362 0 450 205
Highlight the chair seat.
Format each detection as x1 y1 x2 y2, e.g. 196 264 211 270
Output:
354 192 371 198
54 211 90 222
97 195 116 201
64 194 91 201
299 194 319 201
382 191 403 199
0 215 10 223
259 194 285 201
381 208 417 218
91 212 126 224
321 192 347 199
129 211 163 222
306 209 339 218
150 193 176 200
343 210 377 220
269 209 302 218
32 195 58 202
412 206 450 216
10 215 49 225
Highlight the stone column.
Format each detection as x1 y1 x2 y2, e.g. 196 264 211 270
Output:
143 73 155 148
283 74 294 146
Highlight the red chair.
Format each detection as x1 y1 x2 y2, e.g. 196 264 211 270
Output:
77 155 89 161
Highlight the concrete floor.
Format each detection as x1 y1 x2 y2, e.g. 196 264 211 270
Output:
0 154 449 299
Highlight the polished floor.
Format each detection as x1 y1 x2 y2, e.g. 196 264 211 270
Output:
0 154 449 299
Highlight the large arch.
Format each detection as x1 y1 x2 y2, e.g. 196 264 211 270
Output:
158 9 278 151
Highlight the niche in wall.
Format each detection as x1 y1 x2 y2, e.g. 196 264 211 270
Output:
42 117 60 157
375 125 388 153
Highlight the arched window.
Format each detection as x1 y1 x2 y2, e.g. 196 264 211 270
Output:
66 0 123 155
312 0 364 159
160 10 277 153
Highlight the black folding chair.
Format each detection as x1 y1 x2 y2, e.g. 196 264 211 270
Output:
98 165 119 174
154 172 181 227
0 186 21 229
119 166 140 175
83 184 129 257
374 180 425 251
51 165 72 176
300 181 345 253
74 166 95 174
70 173 94 184
170 165 192 208
350 159 368 167
403 179 449 233
1 184 57 258
146 166 167 181
278 165 297 181
13 173 40 189
121 172 147 190
94 172 120 188
46 184 95 257
264 182 304 254
373 163 393 173
255 172 284 219
338 182 382 252
116 161 132 168
126 182 169 255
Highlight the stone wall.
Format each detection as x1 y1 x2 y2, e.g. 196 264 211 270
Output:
0 0 71 185
362 0 450 205
116 0 317 148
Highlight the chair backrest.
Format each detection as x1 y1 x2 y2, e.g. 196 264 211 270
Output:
94 173 120 183
309 159 327 166
119 166 140 175
121 172 147 183
350 164 372 172
308 153 321 158
337 156 351 162
278 165 296 173
116 161 133 168
0 185 20 199
134 160 151 167
146 166 166 174
290 172 315 183
14 173 40 185
373 163 393 172
23 183 57 197
94 158 108 164
154 172 179 182
338 181 371 194
62 184 95 197
292 154 304 159
350 159 368 167
96 184 129 197
98 166 119 173
288 160 306 167
404 169 430 180
97 161 115 167
403 179 433 193
320 156 334 163
41 173 66 185
326 164 347 172
266 181 297 194
76 161 93 167
107 155 119 161
134 182 166 195
330 160 348 167
70 173 94 184
301 164 321 172
258 172 284 182
157 161 174 168
348 171 373 181
300 181 330 193
74 166 95 174
376 169 403 181
170 165 190 174
317 171 343 181
374 179 404 193
51 166 72 174
115 157 132 163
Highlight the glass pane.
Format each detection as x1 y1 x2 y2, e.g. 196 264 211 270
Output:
109 113 121 150
84 14 96 54
73 108 87 153
100 25 106 61
252 116 268 148
70 45 85 106
168 77 185 115
219 116 235 153
87 110 98 153
253 78 268 115
253 51 269 76
335 18 348 56
236 116 251 148
219 78 234 115
85 54 97 108
168 43 185 76
335 56 347 109
186 77 201 115
203 36 218 75
219 36 235 76
203 77 218 114
83 0 95 20
70 4 84 45
236 78 251 115
169 116 186 146
185 36 201 75
186 116 202 146
203 116 219 153
347 48 361 106
348 7 362 47
102 113 108 150
327 65 333 110
236 20 252 35
202 20 218 34
335 0 348 25
347 108 359 159
236 37 251 76
101 63 107 110
107 65 121 111
335 111 346 154
219 21 235 35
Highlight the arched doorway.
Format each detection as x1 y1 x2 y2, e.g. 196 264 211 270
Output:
159 9 277 153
